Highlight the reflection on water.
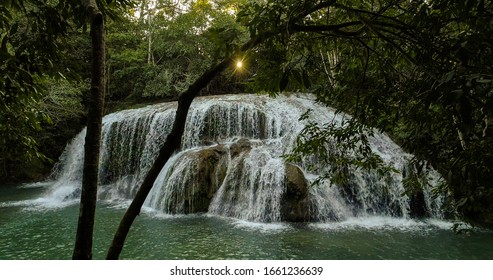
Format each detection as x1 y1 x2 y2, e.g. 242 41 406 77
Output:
1 184 492 260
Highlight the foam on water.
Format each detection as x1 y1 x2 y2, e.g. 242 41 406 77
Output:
310 216 455 231
0 197 78 210
230 218 291 232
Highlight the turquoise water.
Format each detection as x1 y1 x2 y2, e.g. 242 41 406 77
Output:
1 184 492 260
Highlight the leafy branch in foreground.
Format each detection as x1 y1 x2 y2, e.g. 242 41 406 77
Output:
286 113 397 187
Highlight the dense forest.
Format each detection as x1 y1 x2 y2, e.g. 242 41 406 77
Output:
1 0 493 257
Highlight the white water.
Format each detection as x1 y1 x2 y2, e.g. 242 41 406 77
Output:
44 94 446 222
208 147 287 222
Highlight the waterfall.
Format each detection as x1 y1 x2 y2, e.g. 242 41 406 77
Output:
47 94 446 222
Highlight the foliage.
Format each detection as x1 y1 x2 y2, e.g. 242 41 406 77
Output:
105 0 248 105
236 0 493 226
0 0 132 180
286 113 396 187
1 0 73 179
400 0 493 225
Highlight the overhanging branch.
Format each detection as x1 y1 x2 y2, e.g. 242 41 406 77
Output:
291 21 364 36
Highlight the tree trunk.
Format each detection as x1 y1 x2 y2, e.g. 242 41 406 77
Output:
106 58 231 259
147 3 154 65
106 38 263 259
73 0 105 260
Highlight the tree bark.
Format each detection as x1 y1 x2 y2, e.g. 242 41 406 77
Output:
73 0 105 260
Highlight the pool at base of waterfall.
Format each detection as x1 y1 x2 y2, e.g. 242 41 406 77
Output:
1 184 492 260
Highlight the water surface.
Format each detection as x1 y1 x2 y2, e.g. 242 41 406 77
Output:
1 184 492 260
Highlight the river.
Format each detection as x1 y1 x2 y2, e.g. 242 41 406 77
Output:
1 183 492 260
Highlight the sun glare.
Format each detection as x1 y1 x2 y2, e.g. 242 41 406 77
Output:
236 60 243 69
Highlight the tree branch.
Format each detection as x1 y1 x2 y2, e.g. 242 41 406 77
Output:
106 35 264 259
291 21 364 36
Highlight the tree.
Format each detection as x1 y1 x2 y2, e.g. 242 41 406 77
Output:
72 0 106 260
0 0 131 259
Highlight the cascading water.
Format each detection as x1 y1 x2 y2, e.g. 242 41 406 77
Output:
47 94 446 222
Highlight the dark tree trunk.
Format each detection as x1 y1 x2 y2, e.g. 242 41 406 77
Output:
106 58 231 259
106 37 265 259
73 0 105 260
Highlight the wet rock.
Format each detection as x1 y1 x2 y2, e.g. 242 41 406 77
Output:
229 138 252 158
167 139 258 214
409 190 429 218
171 145 228 213
281 163 313 222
